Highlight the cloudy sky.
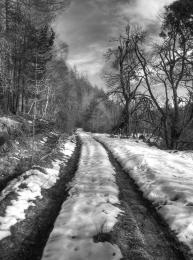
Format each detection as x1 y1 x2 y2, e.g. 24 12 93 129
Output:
54 0 174 88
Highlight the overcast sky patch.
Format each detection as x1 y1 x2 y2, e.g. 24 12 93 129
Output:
54 0 175 88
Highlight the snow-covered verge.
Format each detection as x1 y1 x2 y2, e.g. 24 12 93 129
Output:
0 136 76 241
167 150 193 161
0 131 60 192
42 132 123 260
94 134 193 254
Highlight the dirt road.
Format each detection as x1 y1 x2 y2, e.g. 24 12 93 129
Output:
0 132 190 260
42 133 188 260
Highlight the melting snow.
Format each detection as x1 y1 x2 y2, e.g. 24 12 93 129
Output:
95 134 193 253
42 133 123 260
0 137 75 240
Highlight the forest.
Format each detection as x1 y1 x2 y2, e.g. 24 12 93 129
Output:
0 0 120 134
0 0 193 149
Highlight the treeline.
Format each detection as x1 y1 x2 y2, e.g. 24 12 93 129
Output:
0 0 120 133
0 0 69 114
105 0 193 149
46 57 120 133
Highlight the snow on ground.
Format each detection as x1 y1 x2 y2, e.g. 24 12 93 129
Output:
168 150 193 161
0 132 57 183
42 132 123 260
0 117 21 131
94 134 193 253
0 137 75 240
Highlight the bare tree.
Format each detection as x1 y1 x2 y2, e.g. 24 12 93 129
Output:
132 24 193 148
104 26 144 135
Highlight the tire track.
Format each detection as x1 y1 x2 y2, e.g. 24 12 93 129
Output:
0 136 81 260
96 138 190 260
41 133 123 260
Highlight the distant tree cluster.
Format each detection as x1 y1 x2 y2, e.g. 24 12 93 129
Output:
46 56 120 133
105 0 193 149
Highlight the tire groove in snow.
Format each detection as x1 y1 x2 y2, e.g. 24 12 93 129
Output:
0 135 80 260
42 132 123 260
97 138 189 260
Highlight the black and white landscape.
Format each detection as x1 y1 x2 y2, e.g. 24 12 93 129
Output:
0 0 193 259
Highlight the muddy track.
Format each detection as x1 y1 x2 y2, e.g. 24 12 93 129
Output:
0 133 60 193
0 136 81 260
96 139 191 260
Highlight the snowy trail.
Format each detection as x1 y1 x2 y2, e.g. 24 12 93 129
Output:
42 133 187 260
42 132 123 260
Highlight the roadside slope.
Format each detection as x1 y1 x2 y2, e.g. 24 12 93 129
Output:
0 135 79 260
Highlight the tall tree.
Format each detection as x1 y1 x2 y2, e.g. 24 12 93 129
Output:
104 26 144 135
131 0 193 148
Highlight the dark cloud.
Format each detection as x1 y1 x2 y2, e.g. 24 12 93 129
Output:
54 0 175 88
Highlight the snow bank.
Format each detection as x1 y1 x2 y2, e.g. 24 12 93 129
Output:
42 133 123 260
0 137 76 240
0 117 21 131
95 134 193 252
168 150 193 161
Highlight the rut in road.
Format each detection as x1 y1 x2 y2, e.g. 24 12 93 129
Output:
0 135 80 260
42 133 187 260
97 138 188 260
